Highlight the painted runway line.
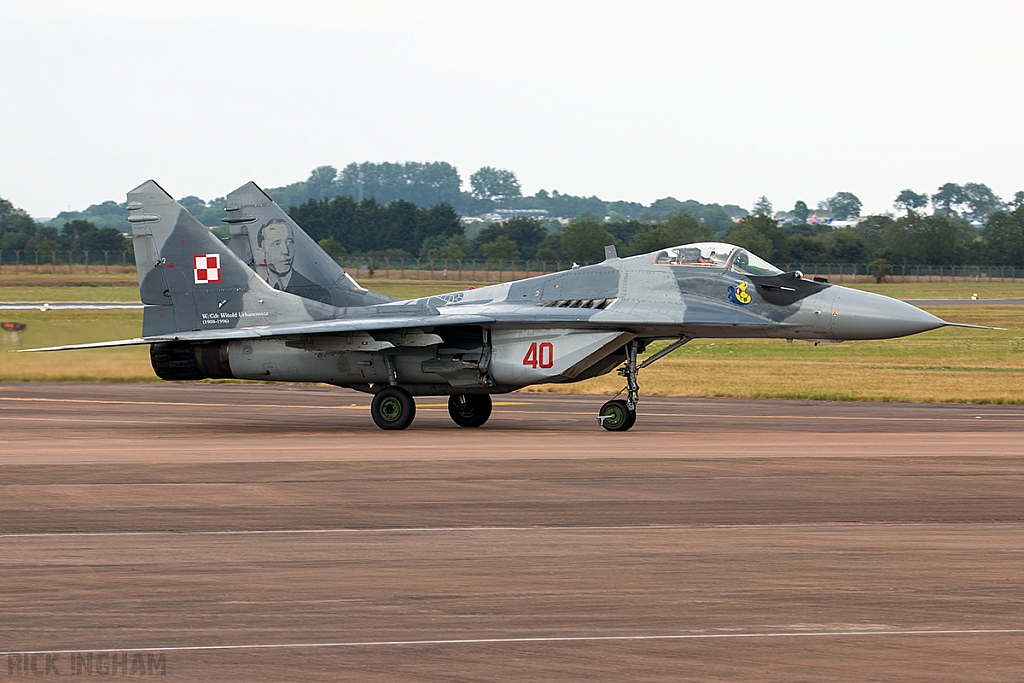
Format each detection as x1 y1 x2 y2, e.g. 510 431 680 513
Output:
0 302 144 311
0 396 527 410
2 520 1018 540
4 628 1024 656
3 395 1022 426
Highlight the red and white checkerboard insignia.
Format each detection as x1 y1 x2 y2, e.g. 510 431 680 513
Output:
193 254 221 284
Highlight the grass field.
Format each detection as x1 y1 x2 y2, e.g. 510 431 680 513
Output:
0 278 496 303
0 310 154 381
851 282 1024 299
2 305 1021 403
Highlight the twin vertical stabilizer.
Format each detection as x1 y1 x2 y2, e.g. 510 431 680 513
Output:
127 180 336 337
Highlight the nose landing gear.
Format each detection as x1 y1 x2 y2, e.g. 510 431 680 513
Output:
598 399 637 431
597 337 691 432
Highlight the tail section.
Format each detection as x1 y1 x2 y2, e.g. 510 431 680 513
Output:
223 182 394 307
128 180 337 337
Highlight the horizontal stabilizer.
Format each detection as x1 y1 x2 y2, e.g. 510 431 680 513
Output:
13 313 496 352
11 338 153 352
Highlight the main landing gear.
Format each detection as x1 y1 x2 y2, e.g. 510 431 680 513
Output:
598 337 691 432
371 386 416 430
370 389 494 430
448 394 493 428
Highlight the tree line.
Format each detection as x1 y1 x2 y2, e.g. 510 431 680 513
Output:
0 197 128 255
267 163 747 227
287 197 463 260
6 191 1024 270
285 198 1024 269
742 183 1024 267
38 162 747 240
7 169 1024 269
43 163 1023 241
286 195 729 266
767 182 1023 224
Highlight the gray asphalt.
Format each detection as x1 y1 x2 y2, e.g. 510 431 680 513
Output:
0 301 143 310
2 383 1024 681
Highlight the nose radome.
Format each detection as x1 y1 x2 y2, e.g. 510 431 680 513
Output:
832 287 945 340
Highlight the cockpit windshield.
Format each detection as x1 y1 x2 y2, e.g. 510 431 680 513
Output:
729 249 783 277
653 242 732 267
652 242 783 277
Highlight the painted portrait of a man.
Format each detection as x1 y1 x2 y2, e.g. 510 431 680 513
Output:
257 219 332 304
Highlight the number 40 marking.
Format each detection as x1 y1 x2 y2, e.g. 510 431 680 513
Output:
522 342 554 369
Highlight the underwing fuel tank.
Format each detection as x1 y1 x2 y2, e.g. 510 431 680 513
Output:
830 286 945 340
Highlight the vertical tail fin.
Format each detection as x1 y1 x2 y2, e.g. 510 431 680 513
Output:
127 180 336 337
223 182 394 307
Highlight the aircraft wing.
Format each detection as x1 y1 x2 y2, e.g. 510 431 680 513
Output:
13 313 497 352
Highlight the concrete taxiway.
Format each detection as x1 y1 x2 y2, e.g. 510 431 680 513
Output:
1 383 1023 681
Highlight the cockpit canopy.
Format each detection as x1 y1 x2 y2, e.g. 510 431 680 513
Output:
652 242 783 277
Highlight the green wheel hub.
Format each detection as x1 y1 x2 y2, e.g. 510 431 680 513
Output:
371 387 416 430
599 399 636 432
378 396 403 422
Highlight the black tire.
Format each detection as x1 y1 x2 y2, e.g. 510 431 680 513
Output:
599 399 636 431
448 394 493 428
371 387 416 430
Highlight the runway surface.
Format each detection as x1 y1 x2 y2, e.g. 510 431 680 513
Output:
0 301 144 310
1 382 1023 681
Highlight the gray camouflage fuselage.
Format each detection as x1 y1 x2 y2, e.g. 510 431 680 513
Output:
117 180 947 397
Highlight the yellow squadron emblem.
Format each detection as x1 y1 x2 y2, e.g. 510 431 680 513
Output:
728 280 752 305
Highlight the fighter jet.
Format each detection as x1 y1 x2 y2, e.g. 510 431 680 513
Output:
20 180 990 431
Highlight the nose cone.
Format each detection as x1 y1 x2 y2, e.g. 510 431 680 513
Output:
832 287 945 340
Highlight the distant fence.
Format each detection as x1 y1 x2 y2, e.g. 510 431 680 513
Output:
0 250 137 274
776 263 1024 284
342 258 565 281
4 251 1024 283
294 260 1024 283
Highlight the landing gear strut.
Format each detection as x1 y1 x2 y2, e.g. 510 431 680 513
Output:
622 339 640 412
598 340 640 432
448 394 492 428
371 386 416 430
598 337 691 432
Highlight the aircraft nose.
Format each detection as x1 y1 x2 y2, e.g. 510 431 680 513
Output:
831 287 945 340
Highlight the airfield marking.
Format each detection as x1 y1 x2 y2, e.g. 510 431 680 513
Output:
3 520 1018 539
1 396 1019 424
0 414 341 426
0 396 525 410
0 416 188 425
501 408 1024 423
4 628 1024 656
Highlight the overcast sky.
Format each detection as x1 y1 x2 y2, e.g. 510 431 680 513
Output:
1 0 1021 218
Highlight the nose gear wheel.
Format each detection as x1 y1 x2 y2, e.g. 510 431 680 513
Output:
598 399 636 431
